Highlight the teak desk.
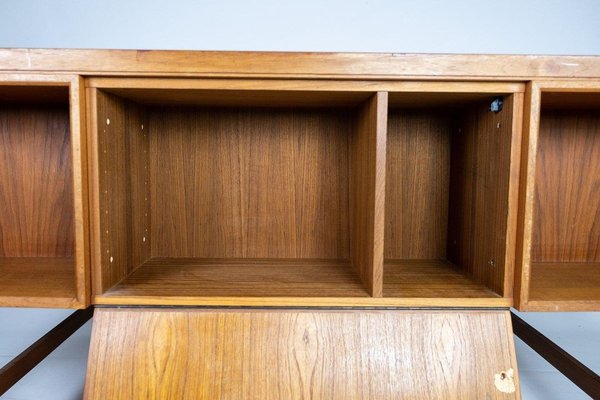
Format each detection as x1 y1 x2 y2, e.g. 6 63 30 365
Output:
1 49 599 399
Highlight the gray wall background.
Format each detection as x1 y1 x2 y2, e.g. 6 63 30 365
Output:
0 1 599 399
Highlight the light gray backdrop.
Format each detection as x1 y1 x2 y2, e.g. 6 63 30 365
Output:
0 1 599 399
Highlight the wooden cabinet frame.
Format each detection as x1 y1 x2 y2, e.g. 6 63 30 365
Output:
0 50 599 311
515 80 600 311
0 73 89 308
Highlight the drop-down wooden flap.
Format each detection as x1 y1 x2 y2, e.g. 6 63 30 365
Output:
85 308 520 399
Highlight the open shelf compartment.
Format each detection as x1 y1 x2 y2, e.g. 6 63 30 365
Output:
0 80 84 308
91 85 385 301
384 91 520 300
524 88 600 309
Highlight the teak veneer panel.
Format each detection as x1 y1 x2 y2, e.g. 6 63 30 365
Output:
447 96 516 295
85 309 519 400
2 48 600 79
0 106 74 258
384 260 499 298
0 258 76 307
530 262 600 302
385 110 452 260
351 92 386 296
104 259 368 298
94 91 150 292
532 110 600 262
149 106 351 260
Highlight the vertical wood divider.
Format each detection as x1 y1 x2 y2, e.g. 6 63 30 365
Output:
351 91 388 297
514 82 541 309
70 76 90 307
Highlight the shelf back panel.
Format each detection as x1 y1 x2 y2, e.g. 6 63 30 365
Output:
148 106 352 260
0 105 74 258
532 109 600 263
385 109 452 260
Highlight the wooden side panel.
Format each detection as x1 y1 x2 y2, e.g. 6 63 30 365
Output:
149 107 351 259
350 92 387 297
447 97 515 295
385 110 452 260
95 91 150 291
0 106 74 257
532 110 600 262
85 309 519 400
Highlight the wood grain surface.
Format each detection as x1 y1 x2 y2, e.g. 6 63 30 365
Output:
1 48 599 80
0 258 76 307
447 97 515 296
532 110 600 262
95 91 149 292
350 92 387 296
104 258 368 298
385 109 452 260
149 106 351 260
384 259 499 298
0 105 74 257
530 262 600 302
85 308 519 400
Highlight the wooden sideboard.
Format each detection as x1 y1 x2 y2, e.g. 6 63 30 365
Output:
1 50 599 398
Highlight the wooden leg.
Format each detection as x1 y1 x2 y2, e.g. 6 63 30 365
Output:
0 307 94 395
511 312 600 398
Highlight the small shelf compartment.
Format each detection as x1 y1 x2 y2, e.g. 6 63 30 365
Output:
526 90 600 308
0 82 82 307
383 91 519 300
92 84 384 301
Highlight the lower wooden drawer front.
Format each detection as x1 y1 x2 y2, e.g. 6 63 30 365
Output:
85 308 519 399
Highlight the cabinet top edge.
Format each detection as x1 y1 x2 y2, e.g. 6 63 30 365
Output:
1 49 600 79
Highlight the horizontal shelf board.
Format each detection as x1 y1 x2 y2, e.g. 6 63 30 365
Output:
96 258 511 308
383 260 501 298
104 258 370 298
94 295 511 308
0 257 77 306
530 262 600 302
521 300 600 312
